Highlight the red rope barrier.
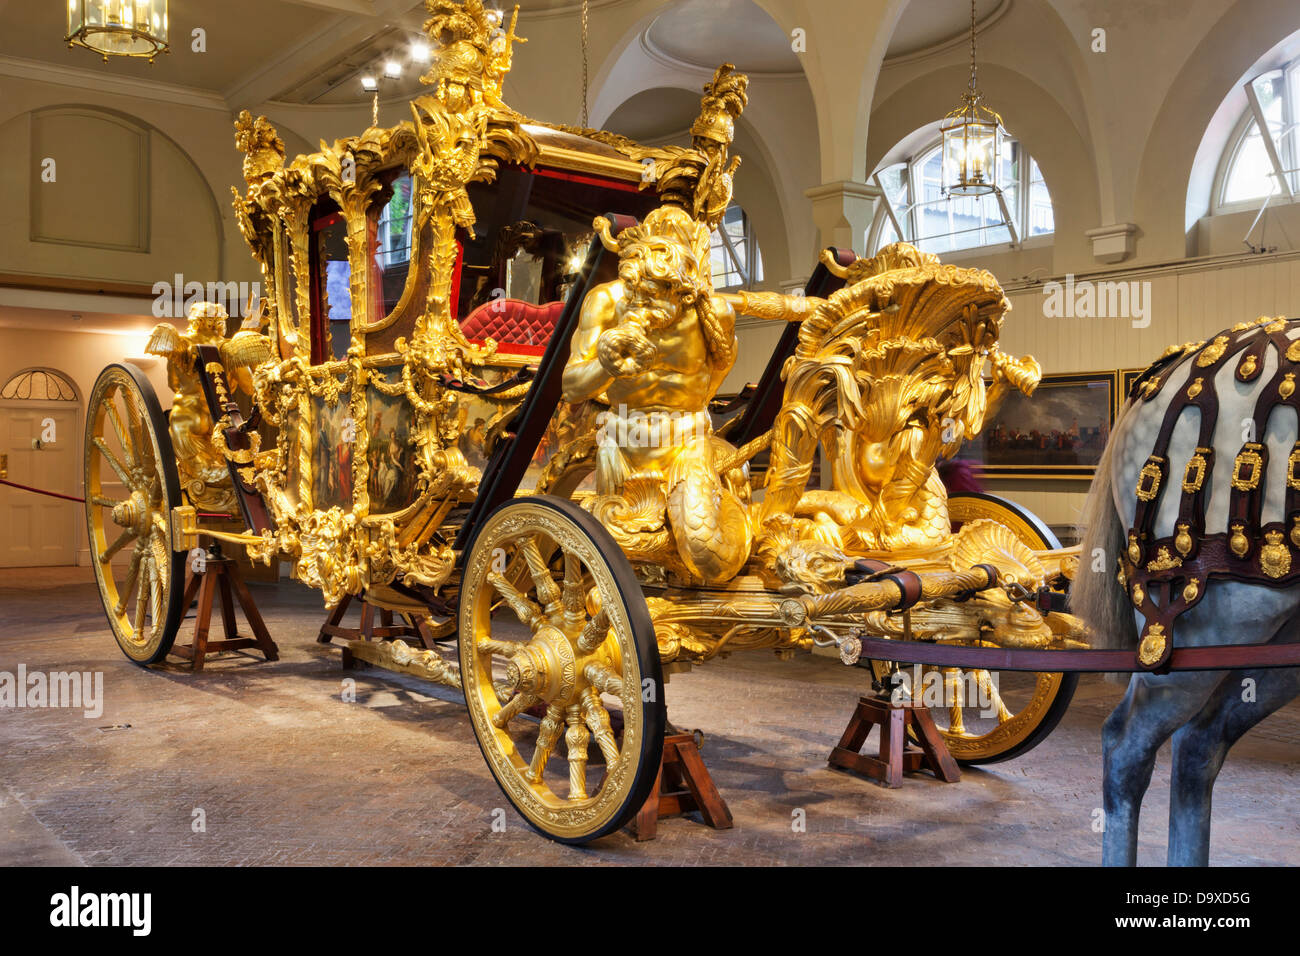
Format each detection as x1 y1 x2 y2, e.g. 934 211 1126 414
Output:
0 480 235 522
0 478 84 503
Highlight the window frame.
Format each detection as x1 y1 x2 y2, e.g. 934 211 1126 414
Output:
1212 64 1300 215
710 205 764 292
867 135 1054 256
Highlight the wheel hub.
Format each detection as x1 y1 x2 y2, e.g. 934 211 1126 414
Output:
111 490 152 538
506 624 577 704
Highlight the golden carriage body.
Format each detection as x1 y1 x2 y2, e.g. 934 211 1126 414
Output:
84 1 1087 843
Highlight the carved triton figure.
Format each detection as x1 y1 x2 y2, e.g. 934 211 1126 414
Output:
563 206 814 583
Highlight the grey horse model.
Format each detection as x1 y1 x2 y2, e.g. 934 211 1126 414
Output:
1073 322 1300 866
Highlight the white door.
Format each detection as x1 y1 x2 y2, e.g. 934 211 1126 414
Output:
0 403 79 567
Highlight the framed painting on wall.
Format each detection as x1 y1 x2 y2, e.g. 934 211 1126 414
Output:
955 371 1118 478
1119 367 1145 414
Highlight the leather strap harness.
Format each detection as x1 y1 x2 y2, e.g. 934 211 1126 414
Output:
1121 316 1300 671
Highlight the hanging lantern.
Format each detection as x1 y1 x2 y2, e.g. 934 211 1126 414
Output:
940 0 1004 197
66 1 170 63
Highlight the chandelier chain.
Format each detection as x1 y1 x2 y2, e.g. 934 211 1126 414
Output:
581 0 590 127
969 0 978 93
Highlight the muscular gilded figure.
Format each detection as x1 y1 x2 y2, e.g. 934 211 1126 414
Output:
563 204 815 584
146 301 239 513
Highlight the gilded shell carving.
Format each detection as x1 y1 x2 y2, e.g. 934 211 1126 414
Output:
948 519 1044 588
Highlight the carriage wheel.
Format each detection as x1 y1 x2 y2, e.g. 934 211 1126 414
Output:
459 496 666 843
872 492 1078 765
84 363 187 665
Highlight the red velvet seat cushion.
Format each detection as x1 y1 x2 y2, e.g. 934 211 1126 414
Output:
460 299 563 353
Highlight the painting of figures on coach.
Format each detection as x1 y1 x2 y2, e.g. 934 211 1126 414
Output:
310 392 355 509
956 371 1117 478
365 370 419 514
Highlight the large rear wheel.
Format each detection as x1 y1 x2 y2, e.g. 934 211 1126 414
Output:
458 495 666 843
84 363 187 665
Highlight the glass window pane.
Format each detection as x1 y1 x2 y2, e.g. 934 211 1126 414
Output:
710 205 762 290
1224 121 1282 203
1028 158 1053 235
877 217 900 250
367 171 413 321
312 212 352 362
877 162 909 209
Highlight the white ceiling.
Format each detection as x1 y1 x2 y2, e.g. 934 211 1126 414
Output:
643 0 1004 75
0 0 1008 109
888 0 1004 60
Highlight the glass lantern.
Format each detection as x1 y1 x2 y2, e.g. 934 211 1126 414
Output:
940 95 1003 197
67 1 169 62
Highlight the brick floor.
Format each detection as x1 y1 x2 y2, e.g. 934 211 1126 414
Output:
1 567 1296 865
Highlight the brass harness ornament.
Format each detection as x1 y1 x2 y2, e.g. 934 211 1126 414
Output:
1122 316 1300 669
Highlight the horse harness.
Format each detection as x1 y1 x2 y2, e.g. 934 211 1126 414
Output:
1122 316 1300 671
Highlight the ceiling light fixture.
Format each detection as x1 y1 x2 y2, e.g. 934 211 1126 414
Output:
384 59 402 79
66 0 169 63
411 39 430 63
939 0 1005 197
360 74 378 92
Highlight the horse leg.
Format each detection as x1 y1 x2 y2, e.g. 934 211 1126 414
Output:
1168 666 1300 866
1101 669 1223 866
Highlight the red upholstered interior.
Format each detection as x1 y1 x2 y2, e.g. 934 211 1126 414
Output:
460 299 563 354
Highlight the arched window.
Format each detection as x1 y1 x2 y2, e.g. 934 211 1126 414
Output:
868 136 1053 255
0 368 78 402
710 205 764 291
1215 64 1300 209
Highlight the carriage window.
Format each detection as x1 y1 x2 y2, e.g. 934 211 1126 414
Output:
367 171 414 321
454 167 659 353
311 210 352 362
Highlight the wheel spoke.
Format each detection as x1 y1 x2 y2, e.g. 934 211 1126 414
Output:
133 559 149 636
565 706 590 800
476 636 523 657
487 571 543 629
94 436 134 488
149 554 163 630
583 660 624 697
150 527 170 592
116 545 144 615
90 495 123 509
576 608 609 654
561 551 586 628
580 688 620 766
943 668 967 735
978 670 1012 723
98 527 137 564
492 691 539 729
519 535 562 609
103 396 135 464
122 391 152 470
525 703 565 785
